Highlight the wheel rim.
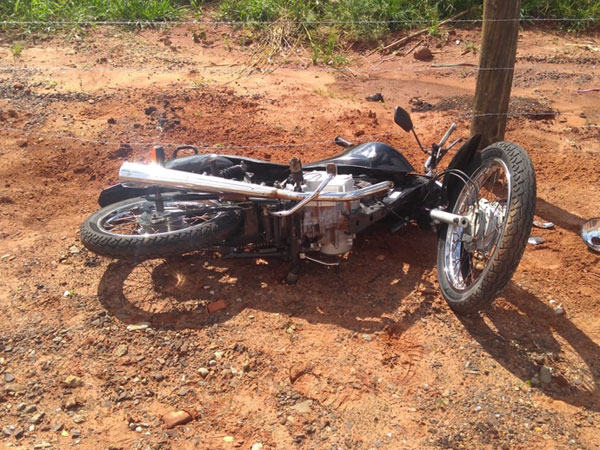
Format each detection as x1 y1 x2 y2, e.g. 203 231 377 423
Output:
98 199 223 237
444 158 512 292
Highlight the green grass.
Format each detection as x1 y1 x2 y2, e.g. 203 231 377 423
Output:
220 0 600 36
0 0 597 39
1 0 598 27
0 0 201 24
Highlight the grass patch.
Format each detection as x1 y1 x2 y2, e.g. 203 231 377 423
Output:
0 0 202 25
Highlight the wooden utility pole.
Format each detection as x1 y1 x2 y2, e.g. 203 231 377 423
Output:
471 0 522 148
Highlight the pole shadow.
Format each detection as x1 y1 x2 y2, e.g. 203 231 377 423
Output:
459 282 600 411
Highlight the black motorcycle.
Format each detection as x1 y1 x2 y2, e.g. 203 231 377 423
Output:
80 107 536 314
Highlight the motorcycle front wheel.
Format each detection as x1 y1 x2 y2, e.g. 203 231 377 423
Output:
437 141 536 314
80 194 241 259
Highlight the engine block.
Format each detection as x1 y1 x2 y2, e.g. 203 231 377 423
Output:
300 171 358 255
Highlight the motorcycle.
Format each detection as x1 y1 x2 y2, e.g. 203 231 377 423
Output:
80 107 536 314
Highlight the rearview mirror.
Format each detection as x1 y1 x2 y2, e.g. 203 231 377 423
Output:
394 106 413 132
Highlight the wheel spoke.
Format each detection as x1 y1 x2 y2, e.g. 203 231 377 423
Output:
444 158 511 292
98 200 222 237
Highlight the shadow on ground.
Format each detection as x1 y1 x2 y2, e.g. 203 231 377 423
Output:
460 282 600 412
95 216 599 411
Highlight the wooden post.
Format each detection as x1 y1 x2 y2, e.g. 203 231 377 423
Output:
471 0 522 148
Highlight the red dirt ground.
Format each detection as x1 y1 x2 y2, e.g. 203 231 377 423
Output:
0 24 599 449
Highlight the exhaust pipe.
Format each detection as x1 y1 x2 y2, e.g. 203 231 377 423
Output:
119 162 393 202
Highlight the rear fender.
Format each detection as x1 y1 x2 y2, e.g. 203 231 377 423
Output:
98 184 151 207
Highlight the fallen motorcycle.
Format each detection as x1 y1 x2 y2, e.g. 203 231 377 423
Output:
80 107 536 314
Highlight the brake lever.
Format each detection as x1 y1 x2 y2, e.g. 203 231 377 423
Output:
437 138 462 167
441 137 463 154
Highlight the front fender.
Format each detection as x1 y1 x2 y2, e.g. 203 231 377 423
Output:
442 134 482 206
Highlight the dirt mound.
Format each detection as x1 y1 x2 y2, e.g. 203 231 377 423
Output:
434 94 556 120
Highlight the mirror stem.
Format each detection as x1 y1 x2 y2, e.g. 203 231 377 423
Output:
411 129 426 154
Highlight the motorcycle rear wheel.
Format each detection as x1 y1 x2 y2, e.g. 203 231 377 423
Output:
437 141 536 314
80 194 241 259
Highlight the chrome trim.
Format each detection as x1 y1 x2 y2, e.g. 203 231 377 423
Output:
270 171 334 217
119 162 393 203
430 209 470 227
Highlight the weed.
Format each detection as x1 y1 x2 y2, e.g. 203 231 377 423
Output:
191 28 207 43
10 41 23 58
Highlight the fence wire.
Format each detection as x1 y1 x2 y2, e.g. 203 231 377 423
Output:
0 65 598 74
0 15 598 154
1 18 599 26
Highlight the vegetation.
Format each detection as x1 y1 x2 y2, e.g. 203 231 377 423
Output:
0 0 597 44
0 0 597 27
0 0 199 24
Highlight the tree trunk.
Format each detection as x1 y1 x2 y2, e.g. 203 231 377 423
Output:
471 0 522 148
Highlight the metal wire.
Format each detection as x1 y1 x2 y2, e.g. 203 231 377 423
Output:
0 64 597 74
1 18 599 26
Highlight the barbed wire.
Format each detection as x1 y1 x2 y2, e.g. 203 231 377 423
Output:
1 17 599 26
0 64 597 74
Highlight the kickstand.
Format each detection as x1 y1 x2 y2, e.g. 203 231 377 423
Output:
285 260 301 285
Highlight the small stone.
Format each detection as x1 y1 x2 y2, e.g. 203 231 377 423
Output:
207 299 227 314
223 436 234 443
61 430 69 437
135 426 142 433
4 373 15 382
198 368 209 378
29 412 45 424
53 423 63 432
177 387 190 396
554 305 564 315
72 414 85 424
414 46 433 61
115 344 128 358
72 429 81 438
33 442 52 449
366 93 384 102
64 398 81 410
291 400 312 414
153 373 165 382
107 118 117 125
361 334 372 342
14 428 24 439
289 363 310 383
251 444 263 450
16 402 27 411
127 323 150 331
162 411 192 429
214 351 225 360
63 375 84 388
539 366 552 384
24 404 37 413
68 245 80 254
2 427 11 436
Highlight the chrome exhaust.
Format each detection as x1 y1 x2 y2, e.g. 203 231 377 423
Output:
119 162 393 202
